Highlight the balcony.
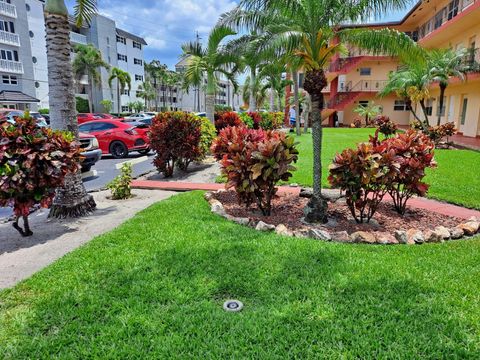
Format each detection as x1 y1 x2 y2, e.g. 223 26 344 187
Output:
0 30 20 47
0 1 16 18
0 59 23 74
464 48 480 72
70 31 87 45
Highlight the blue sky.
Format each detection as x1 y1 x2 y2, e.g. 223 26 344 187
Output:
66 0 415 70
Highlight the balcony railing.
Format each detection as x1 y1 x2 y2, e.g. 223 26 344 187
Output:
351 80 388 92
0 59 23 74
0 1 16 18
463 48 480 72
70 31 87 45
0 30 20 46
416 0 477 41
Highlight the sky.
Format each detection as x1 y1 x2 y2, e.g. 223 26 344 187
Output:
66 0 415 70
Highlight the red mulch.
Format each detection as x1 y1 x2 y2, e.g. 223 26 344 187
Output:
213 190 461 235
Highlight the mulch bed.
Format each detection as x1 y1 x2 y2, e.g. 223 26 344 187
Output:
213 190 461 235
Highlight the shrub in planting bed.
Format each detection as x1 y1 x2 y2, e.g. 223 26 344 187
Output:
214 111 242 132
374 115 398 138
0 115 81 236
211 126 298 216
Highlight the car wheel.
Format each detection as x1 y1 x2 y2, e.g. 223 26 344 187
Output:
137 149 150 155
81 165 92 173
110 141 129 159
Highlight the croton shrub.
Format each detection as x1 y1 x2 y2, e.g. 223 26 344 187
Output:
427 122 457 145
214 111 242 132
0 115 80 235
374 115 398 138
211 126 298 216
329 129 436 222
149 112 202 177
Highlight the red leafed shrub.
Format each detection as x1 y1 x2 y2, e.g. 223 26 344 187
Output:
214 111 242 132
0 115 81 236
149 112 202 177
328 141 397 223
211 127 298 215
383 130 436 214
374 115 398 138
427 122 457 145
247 112 262 129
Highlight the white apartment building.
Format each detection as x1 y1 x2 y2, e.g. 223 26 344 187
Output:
0 1 147 112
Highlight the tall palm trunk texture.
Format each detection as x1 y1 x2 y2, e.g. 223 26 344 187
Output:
303 69 328 224
249 68 257 111
117 81 121 115
437 83 447 126
293 70 301 135
269 89 275 111
45 8 96 218
205 72 216 123
88 74 94 113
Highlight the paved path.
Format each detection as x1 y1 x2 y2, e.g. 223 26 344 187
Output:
131 180 480 220
0 189 174 290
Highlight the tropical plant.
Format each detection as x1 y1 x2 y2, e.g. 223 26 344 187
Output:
72 43 110 113
0 115 81 235
182 26 239 123
144 60 168 111
127 100 144 113
380 62 431 127
100 99 112 113
212 126 298 215
44 0 97 218
215 111 242 132
373 115 397 137
221 0 421 223
137 81 156 110
108 67 132 115
197 116 217 157
353 101 382 126
427 48 468 126
107 162 133 200
149 112 203 176
242 74 267 109
75 96 89 113
258 60 286 111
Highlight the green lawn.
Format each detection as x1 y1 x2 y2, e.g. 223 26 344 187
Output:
1 192 479 358
289 128 480 209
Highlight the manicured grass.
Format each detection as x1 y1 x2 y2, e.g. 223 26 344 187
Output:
1 192 479 358
289 129 480 209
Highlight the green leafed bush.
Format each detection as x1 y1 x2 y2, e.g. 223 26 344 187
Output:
75 96 89 113
212 127 298 216
107 162 133 200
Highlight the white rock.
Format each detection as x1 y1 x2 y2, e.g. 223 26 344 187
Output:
308 229 332 241
255 221 275 231
434 226 451 240
275 224 293 236
394 230 408 244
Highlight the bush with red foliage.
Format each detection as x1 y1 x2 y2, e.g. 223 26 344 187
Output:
211 127 298 215
374 115 398 138
0 115 81 236
247 112 262 129
149 112 202 177
427 122 457 145
328 141 397 223
214 111 242 132
383 130 436 214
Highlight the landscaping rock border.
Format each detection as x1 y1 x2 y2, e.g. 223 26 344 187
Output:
205 191 480 245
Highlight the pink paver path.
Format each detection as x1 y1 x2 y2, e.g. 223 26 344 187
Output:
131 180 480 220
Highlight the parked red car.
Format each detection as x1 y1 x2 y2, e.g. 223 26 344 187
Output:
77 113 101 124
78 120 150 158
93 113 124 120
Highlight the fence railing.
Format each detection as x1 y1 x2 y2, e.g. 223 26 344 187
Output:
0 1 16 18
0 30 19 46
0 59 23 74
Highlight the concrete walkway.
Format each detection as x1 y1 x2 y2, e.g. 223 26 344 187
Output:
131 180 480 220
0 189 175 290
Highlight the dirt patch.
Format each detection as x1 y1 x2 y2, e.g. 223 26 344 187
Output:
213 190 461 234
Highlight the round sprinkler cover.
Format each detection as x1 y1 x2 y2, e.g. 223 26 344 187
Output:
223 300 244 312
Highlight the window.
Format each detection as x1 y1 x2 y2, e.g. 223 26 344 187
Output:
135 75 143 81
134 58 143 66
0 49 19 62
91 122 116 131
117 54 127 62
359 67 371 76
116 35 126 44
425 99 433 116
32 56 37 63
26 3 30 11
106 37 110 45
447 0 459 20
436 96 446 117
29 31 34 38
358 100 369 108
133 41 142 49
35 81 40 88
394 100 409 111
460 98 468 125
121 106 130 112
136 90 142 97
0 21 14 33
121 89 130 95
2 75 17 85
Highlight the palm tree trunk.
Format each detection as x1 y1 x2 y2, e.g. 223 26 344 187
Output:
304 109 309 133
205 71 215 124
88 74 94 113
303 69 328 224
419 99 430 127
437 83 447 126
269 89 275 112
249 68 257 112
44 6 95 218
293 70 301 136
117 81 121 115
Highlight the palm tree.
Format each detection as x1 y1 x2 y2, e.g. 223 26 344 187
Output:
108 67 132 115
258 60 286 111
380 62 431 127
428 48 468 126
353 101 382 126
44 0 98 218
242 74 267 109
72 43 110 113
137 81 156 110
145 60 168 112
182 26 239 123
221 0 421 223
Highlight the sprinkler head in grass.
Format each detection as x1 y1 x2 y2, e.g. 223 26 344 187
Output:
223 300 243 312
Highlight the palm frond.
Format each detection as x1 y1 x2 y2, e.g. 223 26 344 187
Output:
73 0 97 27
